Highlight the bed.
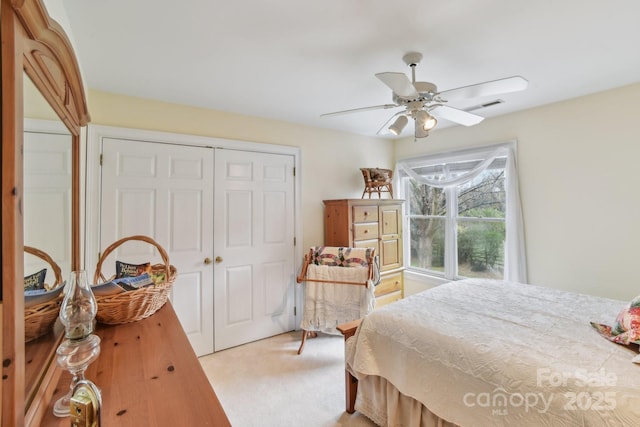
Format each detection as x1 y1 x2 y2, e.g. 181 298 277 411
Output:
341 278 640 427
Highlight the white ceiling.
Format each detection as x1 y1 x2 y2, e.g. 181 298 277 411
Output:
61 0 640 139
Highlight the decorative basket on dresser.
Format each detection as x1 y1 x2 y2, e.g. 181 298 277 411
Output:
323 199 404 307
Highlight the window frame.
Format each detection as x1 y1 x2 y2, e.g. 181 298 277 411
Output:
397 141 526 283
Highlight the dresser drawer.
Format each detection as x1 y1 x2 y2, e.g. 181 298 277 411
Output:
375 272 403 297
353 223 379 241
352 205 378 223
353 239 379 255
375 291 402 308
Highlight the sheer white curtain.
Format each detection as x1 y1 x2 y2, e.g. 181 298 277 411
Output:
396 141 527 283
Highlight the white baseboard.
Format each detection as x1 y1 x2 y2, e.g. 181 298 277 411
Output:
403 270 450 297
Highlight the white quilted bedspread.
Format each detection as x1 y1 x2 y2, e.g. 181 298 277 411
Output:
346 279 640 426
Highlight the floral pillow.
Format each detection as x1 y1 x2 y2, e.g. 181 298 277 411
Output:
369 168 391 182
591 294 640 345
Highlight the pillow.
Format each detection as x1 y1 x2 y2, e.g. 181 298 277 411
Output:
24 268 47 291
610 296 640 345
115 261 151 279
369 168 390 182
591 294 640 346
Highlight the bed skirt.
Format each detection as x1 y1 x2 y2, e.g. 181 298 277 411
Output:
356 375 459 427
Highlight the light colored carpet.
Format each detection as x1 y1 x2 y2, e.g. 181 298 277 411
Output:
199 331 377 427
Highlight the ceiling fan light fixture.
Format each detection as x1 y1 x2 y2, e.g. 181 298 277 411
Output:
388 115 408 135
414 109 438 132
423 114 437 131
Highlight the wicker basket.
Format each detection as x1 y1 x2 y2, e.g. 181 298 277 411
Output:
24 246 64 343
93 235 177 325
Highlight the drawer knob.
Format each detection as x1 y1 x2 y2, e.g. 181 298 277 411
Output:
364 230 368 234
364 211 369 216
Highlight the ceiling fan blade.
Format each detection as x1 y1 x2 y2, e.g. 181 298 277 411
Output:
438 76 528 101
375 72 418 98
321 104 399 117
431 105 485 126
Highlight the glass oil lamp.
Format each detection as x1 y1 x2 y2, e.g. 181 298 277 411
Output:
53 270 102 417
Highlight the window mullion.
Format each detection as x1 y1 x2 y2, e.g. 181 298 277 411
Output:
444 185 457 279
401 176 412 271
442 162 457 280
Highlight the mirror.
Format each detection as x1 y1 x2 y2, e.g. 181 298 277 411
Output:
22 76 73 409
1 0 90 424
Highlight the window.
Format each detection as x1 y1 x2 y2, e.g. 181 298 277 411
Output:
397 142 527 282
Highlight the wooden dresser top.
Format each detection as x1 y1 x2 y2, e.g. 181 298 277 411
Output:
40 303 230 426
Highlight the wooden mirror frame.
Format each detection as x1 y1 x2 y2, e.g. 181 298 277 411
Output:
1 0 90 425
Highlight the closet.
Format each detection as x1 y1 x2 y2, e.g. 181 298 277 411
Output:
89 127 300 354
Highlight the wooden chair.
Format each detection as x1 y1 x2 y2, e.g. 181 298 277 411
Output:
360 168 393 199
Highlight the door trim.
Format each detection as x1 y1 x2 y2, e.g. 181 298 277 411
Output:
84 124 303 329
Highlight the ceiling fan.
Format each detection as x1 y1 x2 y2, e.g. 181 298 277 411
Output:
322 52 528 139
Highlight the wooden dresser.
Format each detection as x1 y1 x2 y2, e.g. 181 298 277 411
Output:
323 199 404 307
40 303 230 426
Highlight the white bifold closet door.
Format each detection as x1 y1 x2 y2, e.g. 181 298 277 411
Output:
100 139 295 355
23 123 73 281
213 149 296 351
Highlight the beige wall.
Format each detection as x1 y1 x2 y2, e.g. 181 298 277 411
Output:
24 77 59 119
36 80 640 301
44 0 639 301
86 89 395 252
396 82 640 301
88 83 640 301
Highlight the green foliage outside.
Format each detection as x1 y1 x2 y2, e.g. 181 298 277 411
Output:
408 167 506 278
457 208 505 273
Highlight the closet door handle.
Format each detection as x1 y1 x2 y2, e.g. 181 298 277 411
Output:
204 257 212 265
215 256 223 263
